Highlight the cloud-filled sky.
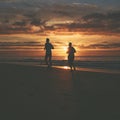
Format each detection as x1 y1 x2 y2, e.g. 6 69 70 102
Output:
0 0 120 35
0 0 120 57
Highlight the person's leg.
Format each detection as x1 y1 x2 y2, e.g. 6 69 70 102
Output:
69 56 75 71
48 54 52 67
72 62 76 70
68 56 72 70
72 57 76 70
68 60 72 70
70 63 72 70
45 54 48 65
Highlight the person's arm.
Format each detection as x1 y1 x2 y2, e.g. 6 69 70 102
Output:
51 44 54 49
73 47 76 53
74 48 76 53
44 43 46 50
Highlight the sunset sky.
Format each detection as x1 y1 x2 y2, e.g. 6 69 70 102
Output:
0 0 120 58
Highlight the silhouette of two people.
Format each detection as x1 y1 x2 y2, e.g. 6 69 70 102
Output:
44 38 54 68
67 42 76 71
44 38 76 70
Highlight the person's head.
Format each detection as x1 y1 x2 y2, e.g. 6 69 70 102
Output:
46 38 50 43
69 42 72 47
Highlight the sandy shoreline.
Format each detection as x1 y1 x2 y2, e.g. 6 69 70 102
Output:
0 63 120 120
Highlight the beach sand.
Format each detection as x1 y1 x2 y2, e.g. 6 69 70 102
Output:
0 63 120 120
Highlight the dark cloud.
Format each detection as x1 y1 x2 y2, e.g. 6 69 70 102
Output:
0 1 120 35
0 24 30 34
0 41 44 50
82 11 120 28
13 21 27 26
0 41 41 46
49 3 100 18
79 42 120 49
48 11 120 35
30 19 47 27
83 11 120 34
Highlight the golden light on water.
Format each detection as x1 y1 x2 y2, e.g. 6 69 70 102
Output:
63 66 69 70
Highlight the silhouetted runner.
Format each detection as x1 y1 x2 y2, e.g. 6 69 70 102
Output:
67 42 76 71
44 38 54 67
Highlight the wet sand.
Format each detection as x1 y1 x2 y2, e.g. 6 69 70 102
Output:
0 63 120 120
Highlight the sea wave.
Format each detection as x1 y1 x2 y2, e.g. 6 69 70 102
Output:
0 56 120 72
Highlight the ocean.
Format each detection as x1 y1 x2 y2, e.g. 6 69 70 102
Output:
0 56 120 73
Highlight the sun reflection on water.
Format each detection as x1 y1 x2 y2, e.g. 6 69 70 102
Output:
63 66 69 70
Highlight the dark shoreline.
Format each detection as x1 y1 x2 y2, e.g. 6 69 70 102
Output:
0 63 120 120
